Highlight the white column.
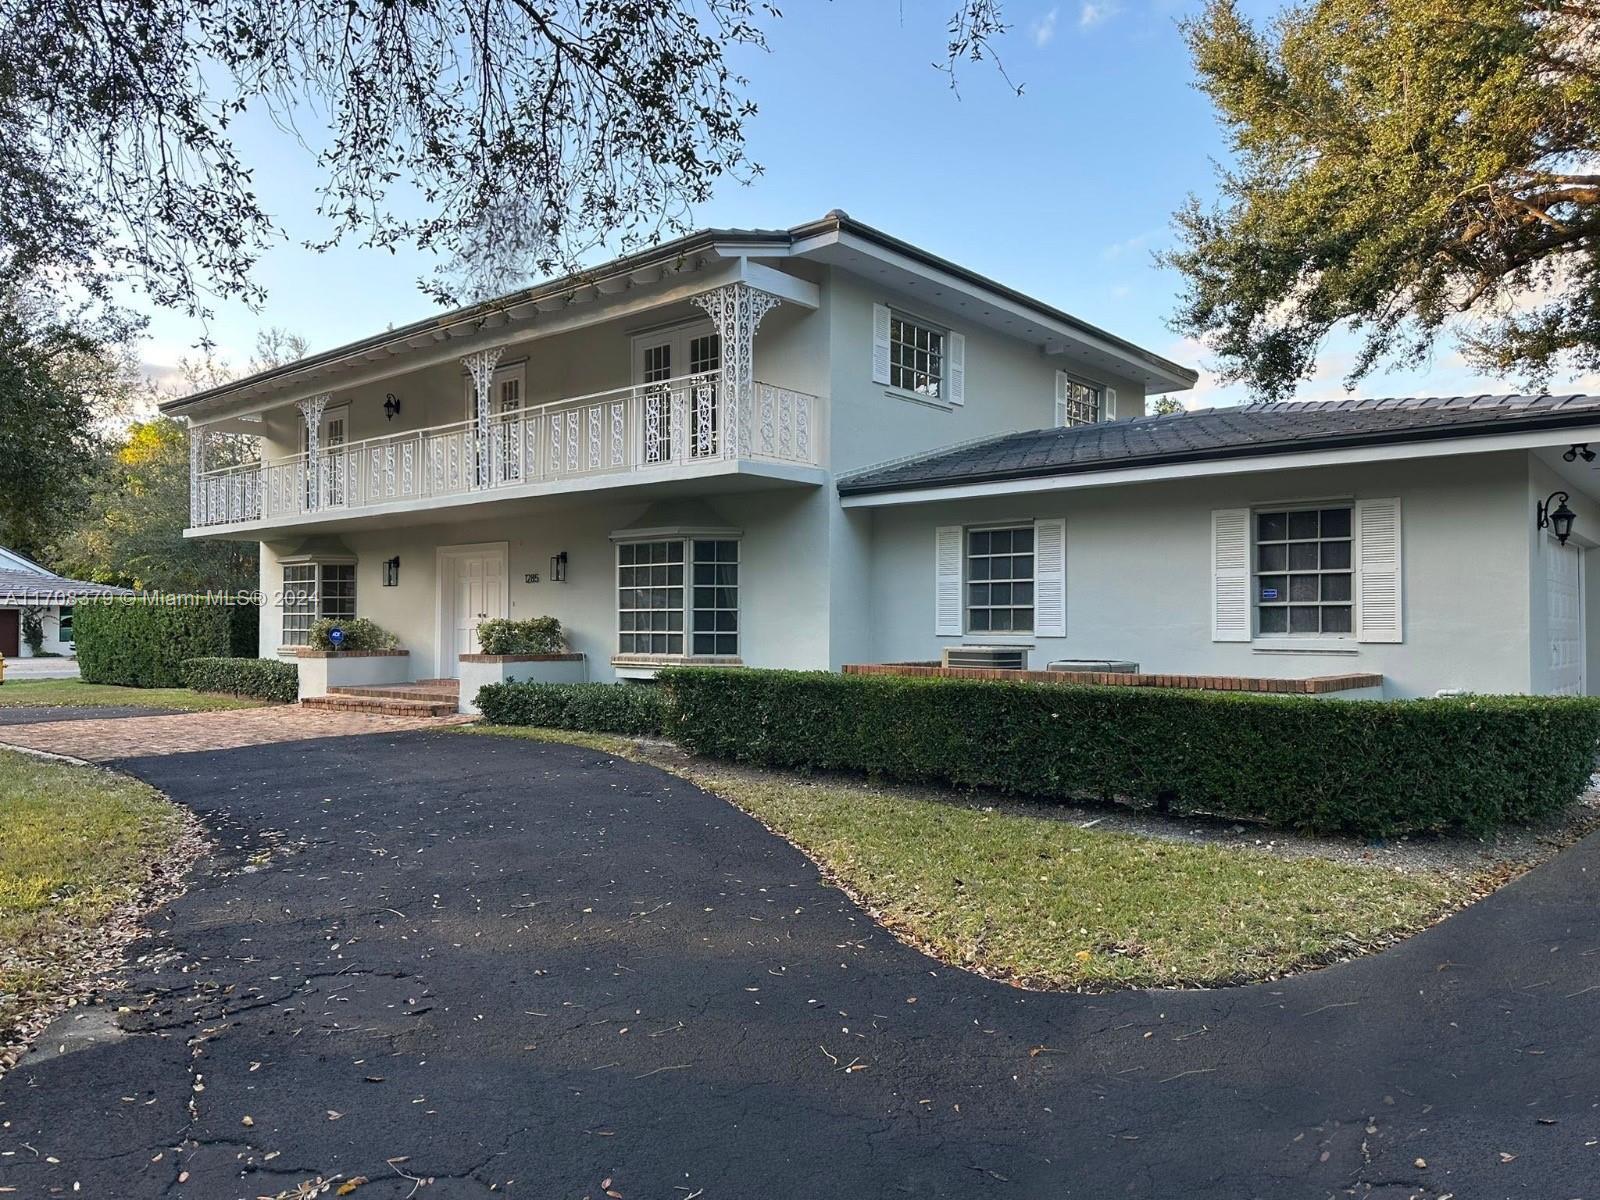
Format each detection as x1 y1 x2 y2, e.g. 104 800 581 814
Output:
297 393 330 511
463 347 504 488
691 282 782 458
188 420 204 526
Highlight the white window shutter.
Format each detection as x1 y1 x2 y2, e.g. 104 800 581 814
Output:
935 525 963 636
1035 518 1066 637
947 332 965 405
1054 370 1069 427
1356 498 1403 642
1211 508 1251 642
872 303 892 385
1103 387 1117 421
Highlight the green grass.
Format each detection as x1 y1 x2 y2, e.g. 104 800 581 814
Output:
0 678 263 711
460 724 1469 990
0 749 189 1046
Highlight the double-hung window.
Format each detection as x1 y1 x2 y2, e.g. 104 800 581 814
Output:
617 537 739 657
1055 376 1103 427
890 312 946 400
281 561 357 647
967 526 1035 633
1254 507 1353 635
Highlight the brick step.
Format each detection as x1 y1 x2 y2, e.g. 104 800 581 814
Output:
328 684 459 702
301 695 458 717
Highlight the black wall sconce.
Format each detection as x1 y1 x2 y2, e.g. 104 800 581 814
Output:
382 556 400 586
1564 443 1597 463
550 551 568 583
1538 491 1577 545
383 392 402 421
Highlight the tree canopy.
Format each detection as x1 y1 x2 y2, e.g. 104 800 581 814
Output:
1166 0 1600 399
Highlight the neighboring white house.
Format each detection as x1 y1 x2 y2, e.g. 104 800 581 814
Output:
0 547 131 657
160 211 1600 699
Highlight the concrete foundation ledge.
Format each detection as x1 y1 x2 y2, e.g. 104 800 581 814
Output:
459 653 588 715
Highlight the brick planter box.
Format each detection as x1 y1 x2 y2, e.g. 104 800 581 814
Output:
295 648 411 698
844 662 1385 699
458 653 587 715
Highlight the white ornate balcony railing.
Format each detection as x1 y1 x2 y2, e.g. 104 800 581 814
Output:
190 374 821 529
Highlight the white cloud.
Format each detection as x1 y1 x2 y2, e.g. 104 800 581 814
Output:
1079 1 1119 29
1029 7 1059 46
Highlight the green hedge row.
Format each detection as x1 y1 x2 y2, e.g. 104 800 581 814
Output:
477 617 565 655
182 657 299 703
74 600 257 688
658 669 1600 837
476 681 667 736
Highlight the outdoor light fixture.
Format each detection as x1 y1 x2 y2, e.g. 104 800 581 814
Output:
550 551 568 583
1538 491 1578 545
384 393 402 421
1564 443 1597 463
382 556 400 587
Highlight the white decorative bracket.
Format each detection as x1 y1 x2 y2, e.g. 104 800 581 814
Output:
463 347 505 487
691 282 782 458
297 393 331 511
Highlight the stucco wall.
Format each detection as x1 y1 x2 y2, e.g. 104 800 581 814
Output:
860 452 1538 699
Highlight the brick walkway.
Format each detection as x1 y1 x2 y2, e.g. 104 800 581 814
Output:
0 704 468 763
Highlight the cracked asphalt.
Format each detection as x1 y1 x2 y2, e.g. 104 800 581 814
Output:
1 722 1598 1198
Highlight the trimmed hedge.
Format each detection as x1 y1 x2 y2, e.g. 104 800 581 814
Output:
477 616 565 655
659 669 1600 837
307 617 399 652
182 657 299 703
74 599 257 688
476 681 667 736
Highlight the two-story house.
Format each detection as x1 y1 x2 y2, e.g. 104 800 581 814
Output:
164 212 1600 700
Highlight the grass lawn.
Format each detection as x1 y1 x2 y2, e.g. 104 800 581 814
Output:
461 725 1471 990
0 678 262 711
0 749 192 1062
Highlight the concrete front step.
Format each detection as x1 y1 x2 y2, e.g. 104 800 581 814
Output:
301 694 458 717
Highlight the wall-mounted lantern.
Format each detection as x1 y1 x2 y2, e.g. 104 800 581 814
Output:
1565 443 1597 463
550 551 568 583
1538 491 1578 545
382 556 401 586
384 393 402 421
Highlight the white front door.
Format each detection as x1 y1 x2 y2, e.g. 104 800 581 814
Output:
1546 537 1585 695
437 544 508 677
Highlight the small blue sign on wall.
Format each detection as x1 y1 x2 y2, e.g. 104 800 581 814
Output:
1260 588 1279 601
328 627 345 647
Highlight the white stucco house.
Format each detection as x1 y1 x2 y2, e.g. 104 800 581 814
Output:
161 211 1600 704
0 547 131 658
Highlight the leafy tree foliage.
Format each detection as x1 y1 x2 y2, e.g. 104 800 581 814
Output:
1166 0 1600 399
0 1 1011 312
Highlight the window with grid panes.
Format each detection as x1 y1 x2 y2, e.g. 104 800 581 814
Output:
617 541 685 654
967 526 1035 633
281 562 357 646
1254 507 1353 635
688 333 721 456
1056 378 1102 427
889 312 945 399
691 539 738 655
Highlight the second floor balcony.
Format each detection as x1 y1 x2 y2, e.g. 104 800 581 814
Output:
190 371 824 532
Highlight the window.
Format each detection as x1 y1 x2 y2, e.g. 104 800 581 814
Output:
617 537 740 657
889 312 945 400
692 540 739 655
1254 507 1353 636
281 561 357 647
1056 377 1102 427
58 605 73 644
618 540 685 655
967 526 1035 633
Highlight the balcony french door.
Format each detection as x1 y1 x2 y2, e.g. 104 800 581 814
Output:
301 404 348 508
635 326 721 463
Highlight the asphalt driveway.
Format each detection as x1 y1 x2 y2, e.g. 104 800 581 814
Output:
1 725 1596 1198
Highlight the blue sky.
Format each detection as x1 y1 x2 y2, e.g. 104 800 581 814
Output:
134 0 1598 407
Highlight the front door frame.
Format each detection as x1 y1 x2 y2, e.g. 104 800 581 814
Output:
435 541 509 679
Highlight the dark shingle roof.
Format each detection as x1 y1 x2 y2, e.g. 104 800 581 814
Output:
0 565 132 605
837 394 1600 496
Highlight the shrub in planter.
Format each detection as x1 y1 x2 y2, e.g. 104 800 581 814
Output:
477 681 666 736
476 617 565 655
306 617 400 652
182 657 299 702
659 668 1600 837
74 599 236 687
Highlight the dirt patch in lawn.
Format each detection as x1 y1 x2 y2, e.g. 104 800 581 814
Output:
0 748 204 1074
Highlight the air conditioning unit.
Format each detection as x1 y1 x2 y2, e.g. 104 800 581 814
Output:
942 645 1027 671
